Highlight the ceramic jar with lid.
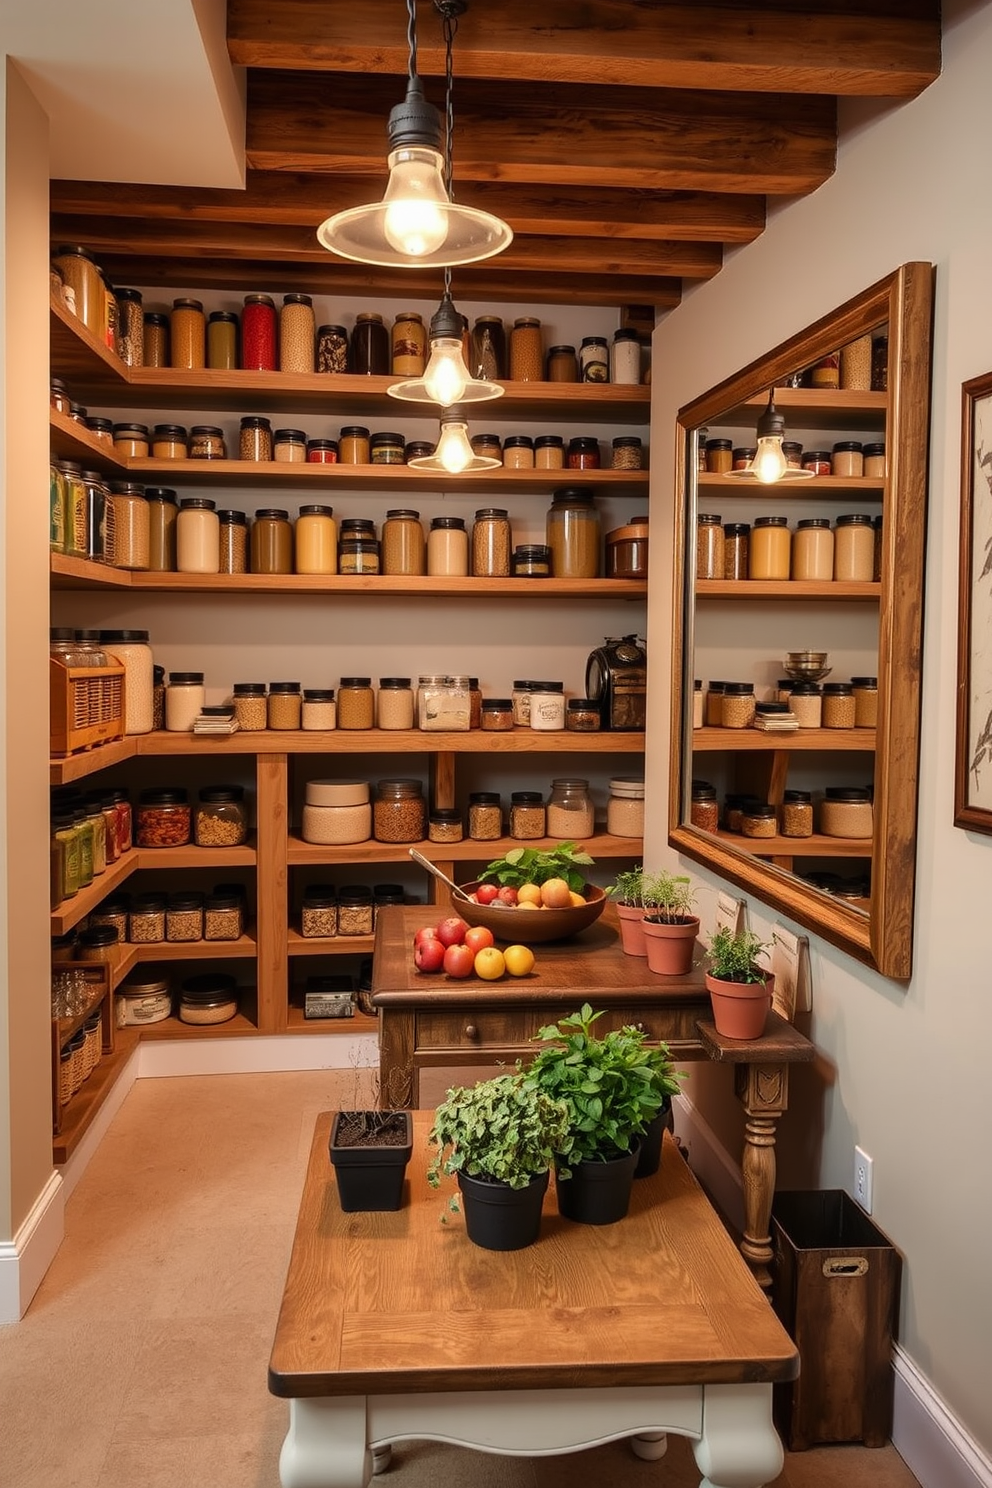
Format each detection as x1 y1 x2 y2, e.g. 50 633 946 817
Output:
302 780 372 845
529 683 565 730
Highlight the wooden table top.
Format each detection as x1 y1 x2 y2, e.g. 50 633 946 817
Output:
268 1110 799 1400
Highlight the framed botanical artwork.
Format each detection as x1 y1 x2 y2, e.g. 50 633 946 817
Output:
955 370 992 833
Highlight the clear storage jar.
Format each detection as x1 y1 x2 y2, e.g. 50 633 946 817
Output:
696 514 724 579
509 792 546 839
822 682 856 728
218 509 248 574
607 777 645 837
170 298 206 369
722 682 756 729
240 416 273 462
468 792 502 840
129 892 167 944
547 778 594 839
337 678 375 730
546 488 600 578
100 629 154 733
302 689 337 730
232 682 268 731
381 509 426 575
251 509 293 573
337 886 374 937
377 678 414 730
301 886 337 938
179 973 238 1025
373 778 426 843
429 808 463 843
207 310 238 369
853 676 878 728
780 790 813 837
280 293 315 373
204 891 243 941
690 781 719 832
167 892 204 942
106 484 150 570
471 508 511 576
418 675 470 730
195 786 248 847
146 488 178 571
267 682 302 730
136 788 191 847
788 682 822 728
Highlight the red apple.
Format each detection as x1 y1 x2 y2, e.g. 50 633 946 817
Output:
475 883 500 905
496 886 519 906
463 924 495 954
413 925 439 949
436 915 470 947
443 942 475 978
414 937 446 973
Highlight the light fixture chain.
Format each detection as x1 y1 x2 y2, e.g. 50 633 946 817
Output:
441 6 458 200
406 0 418 83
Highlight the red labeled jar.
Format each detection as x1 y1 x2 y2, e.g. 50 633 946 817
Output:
241 294 277 371
567 437 601 470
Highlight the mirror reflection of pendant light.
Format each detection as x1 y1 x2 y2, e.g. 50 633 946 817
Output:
726 390 814 483
407 405 501 473
317 0 513 270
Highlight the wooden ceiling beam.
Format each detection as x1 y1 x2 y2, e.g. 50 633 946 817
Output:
50 176 766 245
246 74 836 194
228 0 940 99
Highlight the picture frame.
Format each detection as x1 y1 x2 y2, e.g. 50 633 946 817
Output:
955 370 992 834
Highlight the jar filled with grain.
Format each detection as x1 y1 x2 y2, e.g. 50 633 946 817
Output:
611 436 643 471
302 781 372 845
820 786 873 839
272 429 306 464
510 317 543 381
704 682 726 727
99 629 154 733
566 698 601 732
339 426 371 464
391 312 426 375
690 780 719 832
606 777 644 837
152 669 165 731
382 509 426 575
179 973 238 1026
251 509 293 573
789 682 822 728
864 443 886 479
852 676 878 728
170 298 206 369
373 778 426 843
77 924 119 964
417 675 471 730
242 294 277 371
89 896 130 944
723 522 750 580
240 415 273 462
722 682 756 729
136 787 191 846
189 425 227 460
841 334 873 390
611 327 641 384
195 786 248 847
741 803 777 839
792 518 834 582
471 433 502 464
52 245 103 337
375 677 414 730
129 892 167 944
337 885 374 936
696 514 724 579
113 422 150 459
481 698 514 731
165 673 205 732
427 516 469 576
143 312 169 367
546 488 601 578
301 689 337 730
339 537 380 574
218 509 248 574
267 681 302 730
301 885 337 938
337 678 375 730
115 287 144 366
468 792 502 840
103 484 148 571
780 790 813 838
511 544 551 577
317 324 348 373
429 808 464 844
749 515 791 580
232 682 268 731
510 791 546 840
146 488 178 571
207 310 238 369
471 508 511 577
832 441 864 479
547 778 594 839
204 890 243 941
833 513 875 581
822 682 856 729
280 293 315 373
502 435 535 470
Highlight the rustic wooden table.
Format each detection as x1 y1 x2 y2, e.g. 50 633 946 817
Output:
372 904 814 1289
269 1112 799 1488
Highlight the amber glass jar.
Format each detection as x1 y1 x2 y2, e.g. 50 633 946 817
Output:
705 439 733 474
391 312 426 376
145 488 178 571
381 509 425 575
337 678 375 730
546 345 578 382
509 317 543 381
170 298 206 369
339 426 371 464
250 509 293 574
546 489 600 578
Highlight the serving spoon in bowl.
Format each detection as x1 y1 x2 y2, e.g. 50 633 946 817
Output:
408 847 475 904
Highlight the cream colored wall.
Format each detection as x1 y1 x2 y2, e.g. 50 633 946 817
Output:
645 0 992 1449
0 60 59 1240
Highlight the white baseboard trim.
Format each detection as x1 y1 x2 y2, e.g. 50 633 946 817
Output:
893 1346 992 1488
0 1169 64 1324
670 1090 745 1232
136 1032 379 1079
60 1043 141 1202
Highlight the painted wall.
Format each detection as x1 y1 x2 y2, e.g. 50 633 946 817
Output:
645 0 992 1450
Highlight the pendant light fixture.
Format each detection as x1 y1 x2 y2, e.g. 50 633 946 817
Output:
317 0 513 270
389 270 503 405
407 405 501 473
726 390 814 483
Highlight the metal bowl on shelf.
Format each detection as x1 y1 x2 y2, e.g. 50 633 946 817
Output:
784 650 831 683
456 882 609 944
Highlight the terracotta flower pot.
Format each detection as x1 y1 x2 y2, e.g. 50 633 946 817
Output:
642 915 700 976
616 902 648 957
704 971 773 1040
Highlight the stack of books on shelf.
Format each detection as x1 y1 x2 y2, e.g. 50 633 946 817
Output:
752 709 799 734
192 706 239 736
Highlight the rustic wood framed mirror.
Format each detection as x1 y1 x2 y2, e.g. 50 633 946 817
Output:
668 263 933 979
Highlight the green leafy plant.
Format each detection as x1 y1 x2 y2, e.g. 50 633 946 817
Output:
608 865 645 908
427 1073 573 1198
523 1003 683 1163
641 870 697 924
706 926 771 984
478 842 595 892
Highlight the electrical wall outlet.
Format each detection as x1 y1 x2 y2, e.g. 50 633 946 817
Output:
854 1145 874 1214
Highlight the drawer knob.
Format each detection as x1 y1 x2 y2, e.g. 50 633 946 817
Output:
464 1023 478 1039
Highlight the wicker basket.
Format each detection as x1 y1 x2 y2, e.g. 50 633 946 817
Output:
50 657 126 757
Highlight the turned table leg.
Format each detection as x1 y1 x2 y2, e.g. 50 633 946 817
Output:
735 1062 790 1292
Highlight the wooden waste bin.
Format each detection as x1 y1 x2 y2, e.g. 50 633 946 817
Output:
771 1189 901 1450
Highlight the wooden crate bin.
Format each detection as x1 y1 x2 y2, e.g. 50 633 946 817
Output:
50 656 125 756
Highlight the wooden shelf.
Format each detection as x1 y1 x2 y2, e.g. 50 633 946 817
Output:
110 935 257 990
285 1005 378 1034
698 473 884 494
50 841 258 934
287 832 642 866
691 727 874 752
50 299 128 392
123 460 648 495
722 387 888 431
134 729 645 756
287 930 376 956
50 409 127 473
52 1032 138 1164
51 853 138 934
696 579 880 600
707 828 873 857
50 734 137 784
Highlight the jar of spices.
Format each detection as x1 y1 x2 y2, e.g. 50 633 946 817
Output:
373 778 426 843
723 522 750 580
742 803 777 839
512 544 551 577
871 334 888 392
152 424 188 459
176 498 220 573
377 677 415 730
705 438 733 474
567 437 601 470
544 344 576 382
339 426 371 464
317 324 348 373
471 508 511 576
852 676 878 729
566 698 601 732
863 442 886 478
337 886 374 937
267 681 302 730
509 792 546 840
427 516 469 576
106 484 150 570
417 675 470 730
722 682 756 729
166 892 204 943
189 425 227 460
349 312 390 374
100 629 154 733
337 678 375 730
307 439 338 464
429 808 464 844
607 777 644 837
240 415 274 462
382 509 426 575
510 317 543 381
705 682 726 727
512 680 538 727
295 505 337 573
529 683 565 731
301 885 337 938
195 786 247 847
579 335 609 383
809 352 840 389
280 293 315 373
546 488 601 578
302 689 337 730
143 312 169 367
339 537 380 574
367 431 404 466
605 518 649 579
783 441 803 469
77 924 119 964
481 698 514 731
690 780 719 832
145 489 177 571
207 310 239 369
170 298 206 369
232 682 268 731
404 441 434 463
218 509 248 574
129 892 167 944
302 782 372 845
820 787 873 839
788 682 822 729
822 682 856 728
471 317 506 379
242 294 277 371
152 669 165 731
832 441 864 479
502 436 534 470
113 422 150 459
136 787 191 847
272 429 306 464
165 673 205 731
547 777 594 839
781 790 813 838
468 792 502 840
204 890 243 942
391 312 426 376
470 432 502 464
840 334 873 390
833 513 875 581
732 447 756 471
792 518 834 581
86 417 114 447
251 509 293 573
611 436 643 471
179 973 238 1026
696 514 724 579
801 449 832 477
535 434 565 469
749 515 791 580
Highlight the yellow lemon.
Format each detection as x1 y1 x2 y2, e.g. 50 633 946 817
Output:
503 944 536 977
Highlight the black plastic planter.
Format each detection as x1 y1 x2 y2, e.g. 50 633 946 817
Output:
457 1169 549 1250
634 1098 673 1179
555 1144 639 1225
328 1110 413 1212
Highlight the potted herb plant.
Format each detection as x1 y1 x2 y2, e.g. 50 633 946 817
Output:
328 1066 414 1212
608 865 648 956
427 1072 572 1251
704 926 774 1040
524 1004 676 1224
640 870 700 976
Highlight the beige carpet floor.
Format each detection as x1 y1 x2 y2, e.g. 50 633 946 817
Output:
0 1070 923 1488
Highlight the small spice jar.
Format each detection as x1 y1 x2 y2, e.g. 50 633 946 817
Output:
864 442 886 478
429 808 464 844
391 311 426 376
801 449 832 477
273 429 307 464
781 790 814 838
480 698 514 731
529 682 565 731
566 698 601 732
370 431 405 465
792 518 834 581
301 781 372 845
165 672 205 731
547 777 594 839
232 682 268 731
723 522 750 580
207 310 238 369
852 676 878 728
195 786 247 847
152 423 188 459
241 293 277 371
204 890 243 942
337 677 375 730
611 436 643 471
749 515 791 580
382 509 426 575
820 786 873 839
317 324 348 373
502 436 534 470
280 293 316 373
189 425 227 460
468 791 502 840
546 345 578 382
510 317 543 381
377 677 415 730
167 892 204 943
179 973 238 1026
567 436 601 470
788 682 822 728
696 514 724 579
218 509 248 574
302 688 337 730
471 508 511 577
471 433 502 464
822 681 856 728
136 787 191 847
833 513 875 581
705 438 733 474
690 780 719 832
607 776 644 837
307 439 338 464
579 335 609 382
509 791 546 840
77 924 120 964
511 544 551 577
705 681 726 727
832 441 864 479
301 885 337 939
267 681 302 730
373 778 426 843
129 892 167 944
722 681 756 729
742 803 778 839
240 415 273 462
535 434 565 469
250 509 293 574
337 886 374 937
113 422 150 459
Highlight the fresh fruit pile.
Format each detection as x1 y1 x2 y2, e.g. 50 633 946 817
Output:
476 842 593 893
413 916 536 981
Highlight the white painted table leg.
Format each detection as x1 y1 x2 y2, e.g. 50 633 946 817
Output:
692 1384 783 1488
280 1397 373 1488
631 1432 668 1461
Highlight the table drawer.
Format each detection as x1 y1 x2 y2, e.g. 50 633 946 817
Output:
416 1003 705 1052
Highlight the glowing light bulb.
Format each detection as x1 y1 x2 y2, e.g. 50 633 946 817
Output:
752 436 789 484
421 339 470 405
381 149 449 258
434 419 474 474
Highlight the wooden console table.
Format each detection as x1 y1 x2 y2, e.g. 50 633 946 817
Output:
372 904 814 1290
269 1111 799 1488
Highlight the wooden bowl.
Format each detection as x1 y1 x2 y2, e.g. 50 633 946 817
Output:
456 882 608 943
